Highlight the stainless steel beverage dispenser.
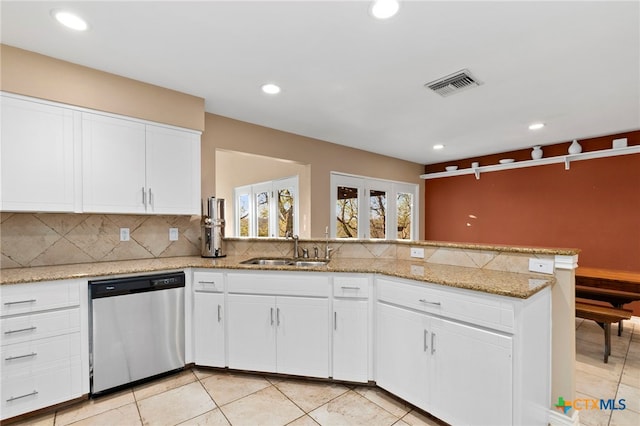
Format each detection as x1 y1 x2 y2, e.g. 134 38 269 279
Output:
201 197 226 258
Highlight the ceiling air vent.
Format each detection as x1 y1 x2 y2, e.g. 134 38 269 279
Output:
425 69 482 97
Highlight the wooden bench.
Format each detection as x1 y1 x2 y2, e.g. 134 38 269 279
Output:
575 285 640 336
576 301 632 363
575 267 640 338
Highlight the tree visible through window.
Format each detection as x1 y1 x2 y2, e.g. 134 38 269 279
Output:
396 192 412 240
336 186 358 238
369 189 386 239
278 188 294 237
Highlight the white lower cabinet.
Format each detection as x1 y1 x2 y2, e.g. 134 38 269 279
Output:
376 276 550 426
0 279 86 421
332 275 370 383
429 317 513 426
193 292 225 367
226 272 330 378
192 271 225 367
227 294 329 378
227 294 277 373
376 302 431 410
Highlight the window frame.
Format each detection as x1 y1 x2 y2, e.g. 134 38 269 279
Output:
330 172 419 240
233 176 299 238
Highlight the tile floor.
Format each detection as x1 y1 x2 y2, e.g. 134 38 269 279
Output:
8 318 639 426
575 317 640 426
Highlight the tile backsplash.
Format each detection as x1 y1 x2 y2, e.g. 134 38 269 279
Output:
1 213 555 275
0 213 201 268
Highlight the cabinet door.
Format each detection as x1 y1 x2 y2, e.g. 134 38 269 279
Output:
145 125 200 215
333 299 368 382
1 96 76 212
430 318 513 426
82 113 146 213
275 296 329 378
376 302 430 411
226 294 276 373
193 292 225 367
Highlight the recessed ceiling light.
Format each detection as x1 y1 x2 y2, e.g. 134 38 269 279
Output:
371 0 400 19
433 144 444 150
261 83 281 95
51 10 89 31
528 122 545 130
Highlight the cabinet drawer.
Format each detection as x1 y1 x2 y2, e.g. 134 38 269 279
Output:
1 358 82 420
228 272 329 297
377 278 514 332
1 333 81 376
1 309 80 346
193 271 225 293
1 280 81 316
333 276 370 298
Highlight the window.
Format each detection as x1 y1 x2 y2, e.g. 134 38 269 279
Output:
331 173 418 240
234 176 298 238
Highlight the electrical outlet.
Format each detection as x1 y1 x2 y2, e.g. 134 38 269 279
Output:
410 265 425 275
169 228 179 241
410 247 425 258
528 258 554 274
119 228 130 242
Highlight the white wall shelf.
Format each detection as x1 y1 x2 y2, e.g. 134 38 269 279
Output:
420 145 640 180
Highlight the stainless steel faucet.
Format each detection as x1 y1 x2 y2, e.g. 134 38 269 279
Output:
286 232 299 258
324 228 333 260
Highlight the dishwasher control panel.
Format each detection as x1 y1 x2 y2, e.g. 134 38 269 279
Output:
89 271 185 298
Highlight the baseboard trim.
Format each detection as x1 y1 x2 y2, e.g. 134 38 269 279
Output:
548 408 579 426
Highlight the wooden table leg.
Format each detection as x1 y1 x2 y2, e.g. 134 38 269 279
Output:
613 303 624 336
603 322 611 363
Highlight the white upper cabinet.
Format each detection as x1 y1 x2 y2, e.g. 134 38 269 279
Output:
145 125 200 214
83 112 201 215
82 113 147 213
1 94 78 212
1 93 201 215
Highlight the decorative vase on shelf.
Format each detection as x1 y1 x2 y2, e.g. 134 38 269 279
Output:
568 139 582 154
531 145 543 160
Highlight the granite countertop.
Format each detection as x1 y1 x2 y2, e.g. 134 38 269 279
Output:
0 255 554 299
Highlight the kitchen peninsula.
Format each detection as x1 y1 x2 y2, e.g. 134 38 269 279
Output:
1 239 579 426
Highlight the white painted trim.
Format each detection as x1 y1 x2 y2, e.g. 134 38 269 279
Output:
0 91 202 135
554 254 579 270
548 408 580 426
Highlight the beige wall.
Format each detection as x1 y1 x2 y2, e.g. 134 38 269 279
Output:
0 44 204 130
202 114 426 238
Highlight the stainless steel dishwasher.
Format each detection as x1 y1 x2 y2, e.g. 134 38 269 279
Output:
89 271 185 395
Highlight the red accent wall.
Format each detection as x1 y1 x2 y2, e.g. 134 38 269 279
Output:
424 131 640 313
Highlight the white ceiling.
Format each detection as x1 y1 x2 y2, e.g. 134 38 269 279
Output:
2 0 639 165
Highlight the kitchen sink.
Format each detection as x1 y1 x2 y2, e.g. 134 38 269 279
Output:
291 260 329 267
240 257 329 267
241 258 292 266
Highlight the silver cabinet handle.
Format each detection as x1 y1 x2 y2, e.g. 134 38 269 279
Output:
5 326 37 335
148 188 153 207
334 312 337 330
4 299 36 306
431 332 436 355
6 390 38 402
270 307 274 325
341 286 360 290
217 305 222 323
142 187 146 205
276 308 280 326
199 281 216 285
423 329 428 352
5 352 37 361
418 299 441 306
